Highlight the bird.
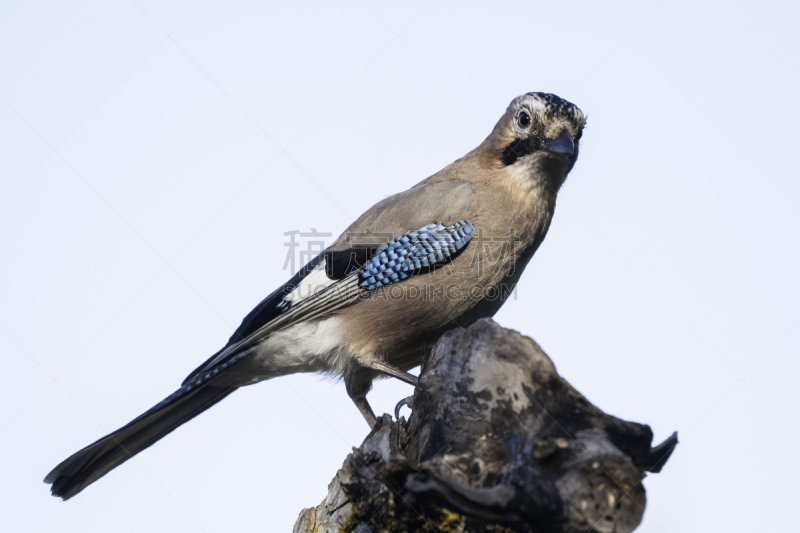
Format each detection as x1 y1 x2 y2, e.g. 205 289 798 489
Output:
44 92 586 500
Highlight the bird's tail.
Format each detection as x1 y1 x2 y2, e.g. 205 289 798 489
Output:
44 379 235 500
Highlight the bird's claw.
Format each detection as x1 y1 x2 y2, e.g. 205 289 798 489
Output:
394 395 415 420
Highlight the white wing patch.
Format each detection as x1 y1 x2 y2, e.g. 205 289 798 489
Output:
282 260 337 307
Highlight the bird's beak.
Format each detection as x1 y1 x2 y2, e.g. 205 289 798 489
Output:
542 130 574 156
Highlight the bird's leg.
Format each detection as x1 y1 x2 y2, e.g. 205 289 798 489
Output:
352 396 377 429
347 359 419 428
356 358 419 386
346 380 377 428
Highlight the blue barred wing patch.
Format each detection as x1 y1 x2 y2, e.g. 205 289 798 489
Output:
358 220 474 290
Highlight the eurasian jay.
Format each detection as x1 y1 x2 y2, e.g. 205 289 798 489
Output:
45 92 586 499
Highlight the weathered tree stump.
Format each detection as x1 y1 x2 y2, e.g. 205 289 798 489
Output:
294 319 677 533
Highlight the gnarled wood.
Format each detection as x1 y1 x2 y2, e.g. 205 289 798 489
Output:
294 319 676 533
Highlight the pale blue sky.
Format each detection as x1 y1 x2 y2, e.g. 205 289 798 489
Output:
2 1 799 532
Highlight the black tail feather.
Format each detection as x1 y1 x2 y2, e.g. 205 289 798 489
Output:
44 382 235 500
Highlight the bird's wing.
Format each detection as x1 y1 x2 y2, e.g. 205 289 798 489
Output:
182 178 476 385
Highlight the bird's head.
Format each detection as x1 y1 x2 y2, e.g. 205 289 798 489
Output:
483 92 586 194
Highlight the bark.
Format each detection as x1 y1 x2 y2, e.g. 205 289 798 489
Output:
294 319 677 533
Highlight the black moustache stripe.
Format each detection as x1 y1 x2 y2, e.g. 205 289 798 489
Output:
501 136 540 166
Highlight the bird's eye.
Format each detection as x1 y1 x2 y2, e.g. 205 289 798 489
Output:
517 111 531 129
